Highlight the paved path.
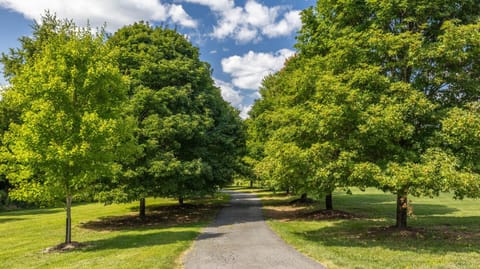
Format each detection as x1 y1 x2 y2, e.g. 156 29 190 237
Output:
183 191 325 269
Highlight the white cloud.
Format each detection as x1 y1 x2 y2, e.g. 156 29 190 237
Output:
167 4 197 28
181 0 234 12
211 6 242 39
263 10 302 38
215 79 243 108
214 78 252 119
183 0 301 43
221 49 295 90
244 1 278 27
0 0 197 31
239 104 252 119
236 27 259 43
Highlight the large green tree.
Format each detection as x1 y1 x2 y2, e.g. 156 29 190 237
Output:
0 86 17 206
0 14 135 244
97 22 245 216
249 55 375 209
250 0 480 228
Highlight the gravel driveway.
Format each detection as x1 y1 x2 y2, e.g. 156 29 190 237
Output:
183 190 325 269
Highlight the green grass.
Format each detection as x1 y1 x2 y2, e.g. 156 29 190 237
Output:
240 187 480 269
0 194 229 269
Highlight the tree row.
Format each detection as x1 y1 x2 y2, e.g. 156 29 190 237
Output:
246 0 480 229
0 14 245 244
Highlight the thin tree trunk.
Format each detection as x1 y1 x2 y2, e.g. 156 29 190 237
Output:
300 193 308 202
179 197 184 206
286 187 290 195
396 193 408 229
325 192 333 210
139 198 146 220
250 180 253 188
65 195 72 244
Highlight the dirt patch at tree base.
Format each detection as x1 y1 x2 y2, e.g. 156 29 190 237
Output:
302 209 357 220
288 198 316 205
365 226 428 239
264 205 359 222
364 225 480 241
81 204 223 231
43 242 90 253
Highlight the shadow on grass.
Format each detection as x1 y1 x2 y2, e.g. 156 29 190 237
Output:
333 194 459 219
225 186 277 194
81 203 223 231
0 217 25 223
0 208 63 217
264 193 459 220
224 186 250 191
292 216 480 254
82 230 201 251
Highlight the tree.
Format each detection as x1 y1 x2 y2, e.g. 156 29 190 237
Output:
250 0 480 228
97 22 245 215
440 103 480 198
0 86 17 206
0 14 134 244
249 56 376 209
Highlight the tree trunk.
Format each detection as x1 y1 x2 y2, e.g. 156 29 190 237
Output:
325 192 333 210
300 193 308 202
286 187 290 195
179 197 184 206
65 195 72 244
139 198 146 220
250 180 253 188
396 193 408 229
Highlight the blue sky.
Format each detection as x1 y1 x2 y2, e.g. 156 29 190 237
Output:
0 0 315 117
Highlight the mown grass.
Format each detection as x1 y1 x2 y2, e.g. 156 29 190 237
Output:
237 187 480 269
0 194 229 269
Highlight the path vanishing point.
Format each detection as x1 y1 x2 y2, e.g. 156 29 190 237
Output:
183 191 325 269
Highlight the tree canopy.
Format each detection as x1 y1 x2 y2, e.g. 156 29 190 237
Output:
96 22 245 214
248 0 480 228
0 14 135 243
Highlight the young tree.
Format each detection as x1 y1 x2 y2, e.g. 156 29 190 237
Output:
97 22 245 214
0 14 134 244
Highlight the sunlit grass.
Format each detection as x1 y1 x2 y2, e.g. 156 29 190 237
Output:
236 187 480 269
0 194 229 269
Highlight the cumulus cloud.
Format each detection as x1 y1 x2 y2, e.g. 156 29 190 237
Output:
239 104 252 120
215 79 243 108
263 10 302 38
221 49 295 90
0 0 197 31
167 4 197 28
237 27 259 43
181 0 234 12
214 78 252 119
183 0 301 43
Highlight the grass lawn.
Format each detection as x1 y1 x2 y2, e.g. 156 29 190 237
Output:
0 194 229 269
236 187 480 269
